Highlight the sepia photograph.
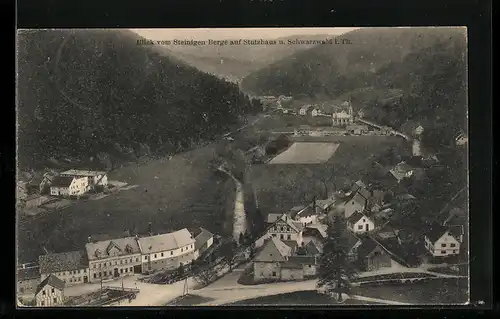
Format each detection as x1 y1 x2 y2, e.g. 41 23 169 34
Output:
16 27 468 307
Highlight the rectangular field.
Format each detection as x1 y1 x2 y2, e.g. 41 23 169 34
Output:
268 142 339 164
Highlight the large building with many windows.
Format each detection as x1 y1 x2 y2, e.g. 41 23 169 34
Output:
84 237 142 283
137 228 196 273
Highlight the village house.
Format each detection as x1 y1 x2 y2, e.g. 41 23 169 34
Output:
39 250 90 286
252 237 319 282
193 227 214 256
424 224 461 257
343 188 371 219
17 265 40 296
85 236 142 283
347 211 375 234
331 101 354 126
315 197 337 214
389 161 414 183
34 274 65 307
299 104 314 116
255 214 304 249
289 201 323 225
49 176 89 197
60 169 108 189
137 228 196 273
340 229 362 262
356 236 392 271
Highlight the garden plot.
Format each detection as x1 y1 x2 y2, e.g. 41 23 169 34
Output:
268 142 339 164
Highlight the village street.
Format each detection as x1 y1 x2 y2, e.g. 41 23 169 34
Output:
60 257 465 307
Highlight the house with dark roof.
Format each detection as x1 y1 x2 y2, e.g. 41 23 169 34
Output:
424 224 461 257
138 228 196 273
35 274 65 307
290 202 322 225
85 236 142 282
255 213 304 249
343 191 370 219
347 211 375 234
50 175 89 197
340 229 362 262
39 250 89 286
17 266 40 296
356 236 392 271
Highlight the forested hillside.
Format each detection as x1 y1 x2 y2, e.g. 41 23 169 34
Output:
17 29 260 170
241 28 467 146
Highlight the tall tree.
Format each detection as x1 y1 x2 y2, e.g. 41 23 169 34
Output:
317 212 358 302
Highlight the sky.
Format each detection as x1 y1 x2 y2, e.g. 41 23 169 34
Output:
131 28 359 41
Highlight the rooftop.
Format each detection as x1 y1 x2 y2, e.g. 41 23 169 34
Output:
425 224 449 243
50 176 75 188
18 267 40 281
39 250 88 274
254 237 292 263
61 169 107 176
35 274 65 295
347 210 367 224
85 237 141 261
138 229 195 254
356 236 383 259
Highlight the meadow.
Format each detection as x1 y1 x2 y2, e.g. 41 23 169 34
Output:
17 144 234 263
251 135 407 213
268 142 340 164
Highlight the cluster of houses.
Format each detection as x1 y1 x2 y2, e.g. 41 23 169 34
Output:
17 169 110 211
250 173 466 283
17 227 214 307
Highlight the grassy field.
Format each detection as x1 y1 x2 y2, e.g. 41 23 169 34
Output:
229 290 382 305
268 142 340 164
251 135 407 213
17 144 235 263
351 278 468 304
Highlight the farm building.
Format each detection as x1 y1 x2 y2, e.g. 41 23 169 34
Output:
424 224 461 257
39 250 90 286
35 274 65 307
60 169 108 188
137 228 196 273
347 211 375 234
193 227 214 256
50 176 88 197
254 214 304 249
355 236 392 271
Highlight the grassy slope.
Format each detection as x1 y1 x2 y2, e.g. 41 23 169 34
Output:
17 144 233 263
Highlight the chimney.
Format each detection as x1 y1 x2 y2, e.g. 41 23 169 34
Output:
148 222 152 236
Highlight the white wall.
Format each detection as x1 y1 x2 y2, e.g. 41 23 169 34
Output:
427 233 460 257
69 177 88 196
88 253 142 283
143 242 195 262
41 267 90 286
281 267 303 281
35 286 64 307
302 263 317 277
253 262 281 281
350 217 375 234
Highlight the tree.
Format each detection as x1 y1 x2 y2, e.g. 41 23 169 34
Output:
193 263 219 287
317 212 358 302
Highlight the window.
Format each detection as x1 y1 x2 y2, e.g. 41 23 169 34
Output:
358 225 363 230
280 234 284 239
94 273 97 278
272 234 276 237
136 258 139 262
70 278 73 283
309 265 312 268
450 243 456 247
441 250 446 254
130 267 133 271
154 254 157 258
125 268 128 273
363 219 366 222
120 269 123 273
441 244 446 248
161 253 164 257
272 271 277 277
453 250 457 253
43 290 46 296
181 248 183 252
53 297 57 303
171 251 173 255
51 288 54 293
287 234 291 240
99 272 102 277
